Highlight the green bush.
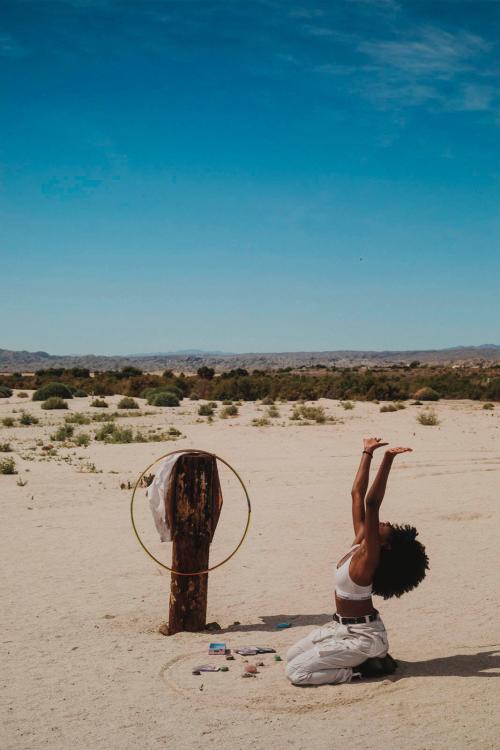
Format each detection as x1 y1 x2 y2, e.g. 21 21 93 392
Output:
267 405 280 418
2 417 15 427
92 411 117 422
91 398 108 408
380 404 398 413
41 397 68 410
94 423 154 444
105 426 134 443
252 417 270 426
341 401 355 410
75 433 90 447
19 411 39 425
0 442 12 452
482 402 494 410
198 404 214 416
71 388 88 397
291 404 326 423
51 424 75 442
17 392 29 398
197 366 215 380
33 383 73 401
142 386 183 403
65 412 91 425
417 410 440 426
117 397 139 409
95 423 171 444
0 385 13 398
413 387 440 401
262 396 275 405
222 400 233 405
484 377 500 401
302 405 326 422
220 405 238 418
149 392 180 407
0 457 16 474
94 423 118 442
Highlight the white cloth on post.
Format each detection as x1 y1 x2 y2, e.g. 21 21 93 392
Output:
147 452 188 542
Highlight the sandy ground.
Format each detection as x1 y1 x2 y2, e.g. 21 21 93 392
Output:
1 394 499 750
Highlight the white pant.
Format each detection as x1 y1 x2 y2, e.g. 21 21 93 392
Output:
286 616 389 686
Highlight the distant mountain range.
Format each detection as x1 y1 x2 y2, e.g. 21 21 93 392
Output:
1 345 499 373
126 349 232 356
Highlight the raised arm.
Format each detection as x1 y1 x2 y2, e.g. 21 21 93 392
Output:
364 446 412 563
351 437 388 540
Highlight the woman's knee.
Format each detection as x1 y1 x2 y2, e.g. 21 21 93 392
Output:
285 661 309 685
286 645 302 663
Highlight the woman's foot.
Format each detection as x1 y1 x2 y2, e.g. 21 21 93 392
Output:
358 653 398 678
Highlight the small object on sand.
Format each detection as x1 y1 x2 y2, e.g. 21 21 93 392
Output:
233 621 241 626
192 670 201 675
158 622 169 636
193 664 220 673
225 655 235 660
220 666 229 672
276 622 291 629
257 661 265 667
205 622 222 632
241 672 256 678
208 642 226 655
273 655 282 662
245 664 258 674
236 646 276 656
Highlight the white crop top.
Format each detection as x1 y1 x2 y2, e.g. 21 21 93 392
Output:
335 544 373 601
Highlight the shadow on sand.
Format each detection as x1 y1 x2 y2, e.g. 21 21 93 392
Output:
393 649 500 680
214 613 334 634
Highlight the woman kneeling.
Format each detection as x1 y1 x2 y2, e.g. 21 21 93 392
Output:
286 438 429 686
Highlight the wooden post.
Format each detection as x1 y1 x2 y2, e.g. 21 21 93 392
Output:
167 453 218 635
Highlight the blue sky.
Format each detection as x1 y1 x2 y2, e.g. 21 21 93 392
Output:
1 0 499 354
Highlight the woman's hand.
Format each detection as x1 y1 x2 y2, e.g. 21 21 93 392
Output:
363 437 389 455
385 446 413 457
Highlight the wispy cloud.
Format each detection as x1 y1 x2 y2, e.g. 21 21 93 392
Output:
0 33 26 58
359 28 489 78
300 16 498 114
356 26 496 111
454 83 495 111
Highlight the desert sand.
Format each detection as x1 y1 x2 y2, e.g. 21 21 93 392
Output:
1 394 499 749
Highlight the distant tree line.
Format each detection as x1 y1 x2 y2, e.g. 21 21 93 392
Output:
1 364 499 402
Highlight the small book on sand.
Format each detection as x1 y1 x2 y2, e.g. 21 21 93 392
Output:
208 642 227 654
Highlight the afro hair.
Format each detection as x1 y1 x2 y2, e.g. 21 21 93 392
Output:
372 524 429 599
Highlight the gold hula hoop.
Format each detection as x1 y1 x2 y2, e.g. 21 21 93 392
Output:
130 448 251 575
